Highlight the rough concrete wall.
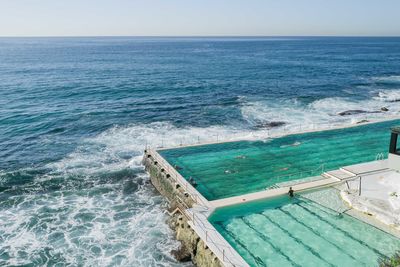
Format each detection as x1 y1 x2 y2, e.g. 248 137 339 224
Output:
171 214 223 267
143 156 194 208
143 155 223 267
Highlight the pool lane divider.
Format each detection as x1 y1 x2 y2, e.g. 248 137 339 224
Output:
209 176 341 208
240 217 303 267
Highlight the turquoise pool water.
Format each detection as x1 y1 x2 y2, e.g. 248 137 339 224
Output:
209 190 400 267
160 119 400 200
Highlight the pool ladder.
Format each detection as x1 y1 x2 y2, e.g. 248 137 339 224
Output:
375 152 385 161
267 184 280 190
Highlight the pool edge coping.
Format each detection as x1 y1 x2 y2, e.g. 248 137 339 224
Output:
155 115 400 151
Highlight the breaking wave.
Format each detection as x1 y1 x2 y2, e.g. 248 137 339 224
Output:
372 75 400 84
240 93 400 132
374 89 400 103
2 122 244 266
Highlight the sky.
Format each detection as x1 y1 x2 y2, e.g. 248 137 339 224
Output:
0 0 399 37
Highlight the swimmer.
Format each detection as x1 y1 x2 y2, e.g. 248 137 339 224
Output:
288 187 294 198
188 177 197 187
280 141 301 148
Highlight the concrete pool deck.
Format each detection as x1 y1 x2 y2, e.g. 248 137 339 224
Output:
339 167 400 232
210 176 340 208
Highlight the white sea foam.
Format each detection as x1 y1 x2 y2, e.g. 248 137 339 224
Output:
0 173 190 266
374 89 400 103
240 93 400 133
47 122 262 176
372 75 400 83
2 123 225 266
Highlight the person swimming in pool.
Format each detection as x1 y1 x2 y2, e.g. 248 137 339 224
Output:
189 177 197 187
288 187 294 197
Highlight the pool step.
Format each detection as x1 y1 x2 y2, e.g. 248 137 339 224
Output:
323 169 355 180
341 160 389 176
210 176 338 208
301 201 392 258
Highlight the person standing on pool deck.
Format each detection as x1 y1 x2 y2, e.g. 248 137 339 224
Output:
288 187 294 197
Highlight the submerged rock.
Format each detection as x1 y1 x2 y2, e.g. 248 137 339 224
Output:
255 121 286 129
337 110 368 116
171 246 192 262
356 119 369 124
381 107 389 112
337 110 381 116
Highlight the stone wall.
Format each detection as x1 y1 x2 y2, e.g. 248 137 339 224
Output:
143 154 223 267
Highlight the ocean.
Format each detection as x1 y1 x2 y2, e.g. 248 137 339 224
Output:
1 37 400 266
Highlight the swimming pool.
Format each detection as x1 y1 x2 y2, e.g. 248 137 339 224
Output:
208 189 400 267
159 119 400 200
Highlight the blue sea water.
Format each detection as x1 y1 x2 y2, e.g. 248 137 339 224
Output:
1 37 400 266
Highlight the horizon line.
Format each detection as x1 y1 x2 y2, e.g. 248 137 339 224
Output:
1 35 400 38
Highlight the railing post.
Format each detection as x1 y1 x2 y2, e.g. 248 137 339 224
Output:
222 249 225 261
358 176 362 196
345 181 350 190
206 230 208 241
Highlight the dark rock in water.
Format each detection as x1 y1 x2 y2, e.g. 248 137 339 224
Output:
384 98 400 103
337 110 381 116
337 110 368 116
381 107 389 112
255 121 286 129
356 119 369 124
171 246 191 262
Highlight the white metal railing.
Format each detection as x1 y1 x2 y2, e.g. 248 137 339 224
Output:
344 175 363 196
375 152 385 161
169 201 241 266
147 148 209 207
187 209 249 267
269 164 326 188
